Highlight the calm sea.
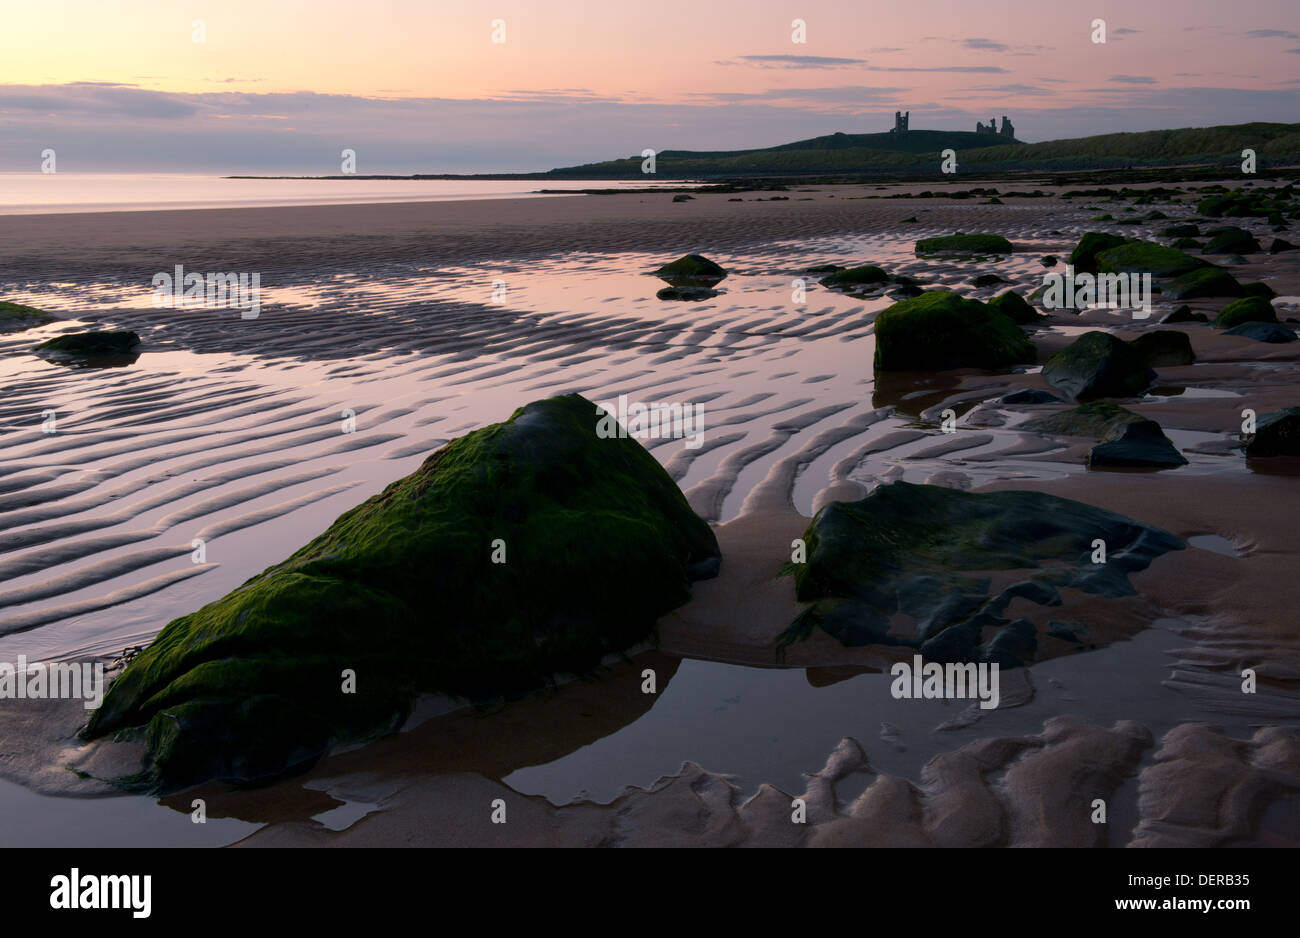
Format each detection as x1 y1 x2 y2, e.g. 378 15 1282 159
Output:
0 173 686 215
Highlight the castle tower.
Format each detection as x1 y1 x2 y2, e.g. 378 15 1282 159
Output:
1000 115 1015 139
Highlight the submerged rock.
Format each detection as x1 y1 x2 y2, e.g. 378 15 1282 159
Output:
33 330 140 356
820 265 889 288
1041 332 1156 400
1246 407 1300 456
657 285 719 301
1087 421 1188 469
915 233 1014 255
83 394 721 793
1222 322 1297 343
872 291 1035 372
1215 296 1277 329
781 481 1182 663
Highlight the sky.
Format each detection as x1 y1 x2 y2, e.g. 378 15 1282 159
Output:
1 0 1297 173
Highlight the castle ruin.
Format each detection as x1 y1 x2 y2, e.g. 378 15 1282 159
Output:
976 116 1015 139
888 111 910 135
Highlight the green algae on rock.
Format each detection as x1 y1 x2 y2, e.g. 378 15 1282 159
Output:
819 265 889 288
1094 240 1213 278
780 481 1182 663
82 393 720 793
1162 267 1243 300
1068 232 1130 273
0 300 59 333
987 290 1044 325
915 233 1014 255
1215 296 1278 329
872 291 1035 372
652 253 728 283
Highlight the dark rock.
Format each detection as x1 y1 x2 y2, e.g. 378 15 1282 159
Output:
1204 226 1261 255
1269 238 1297 254
1160 305 1209 324
779 481 1183 662
1240 282 1278 300
970 273 1008 287
872 291 1035 372
0 300 59 333
33 330 140 356
653 253 727 283
1170 238 1203 251
1021 401 1145 439
1246 407 1300 456
987 290 1044 325
1000 388 1062 405
820 265 889 288
672 194 694 202
915 233 1014 255
1068 232 1130 273
1088 420 1187 469
82 393 720 793
805 264 845 274
1222 322 1297 343
1158 223 1201 238
1040 255 1058 267
1041 332 1157 400
1128 330 1195 367
1095 240 1213 278
657 286 719 301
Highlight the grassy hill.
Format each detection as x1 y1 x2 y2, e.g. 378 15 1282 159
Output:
545 122 1300 179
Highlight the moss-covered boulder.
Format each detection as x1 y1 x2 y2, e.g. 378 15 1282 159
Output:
82 393 720 793
653 254 728 283
872 291 1035 372
779 481 1182 661
1246 407 1300 457
1215 296 1277 329
0 300 59 333
1170 238 1204 251
1095 240 1212 278
1042 331 1157 400
987 290 1044 325
1021 401 1145 439
915 233 1013 255
1240 282 1278 300
1205 227 1261 255
1068 232 1130 273
33 330 140 356
819 265 889 288
1162 267 1243 300
1129 330 1195 367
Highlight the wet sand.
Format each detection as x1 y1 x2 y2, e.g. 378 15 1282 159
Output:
1 180 1299 846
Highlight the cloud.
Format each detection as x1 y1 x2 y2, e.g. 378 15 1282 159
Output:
735 54 867 69
1110 75 1159 84
1113 28 1140 35
964 38 1008 51
872 65 1008 73
966 83 1057 96
1246 29 1299 39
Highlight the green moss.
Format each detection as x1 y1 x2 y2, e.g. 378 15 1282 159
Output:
987 290 1043 325
1095 240 1213 278
872 290 1035 372
1068 232 1130 272
1216 296 1278 329
1 300 60 332
1204 227 1261 255
1162 267 1243 300
83 393 719 793
1021 401 1146 439
915 233 1014 255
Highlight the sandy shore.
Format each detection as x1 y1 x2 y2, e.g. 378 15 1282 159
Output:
2 180 1299 846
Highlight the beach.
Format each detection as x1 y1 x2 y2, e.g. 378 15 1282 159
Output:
2 182 1299 847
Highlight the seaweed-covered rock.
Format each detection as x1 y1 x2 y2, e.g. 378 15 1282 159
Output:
915 233 1014 255
1095 240 1213 278
1041 332 1156 400
33 330 140 356
780 481 1182 662
1222 322 1297 343
0 300 59 333
1215 296 1277 329
987 290 1044 325
1170 237 1204 251
1068 232 1130 273
1160 305 1209 324
1088 421 1187 469
1021 401 1145 439
652 254 727 282
820 265 889 288
1205 227 1261 255
1128 330 1195 367
1162 268 1243 300
1158 224 1201 238
872 291 1035 372
1246 407 1300 456
657 285 719 301
82 394 720 792
1240 282 1277 300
